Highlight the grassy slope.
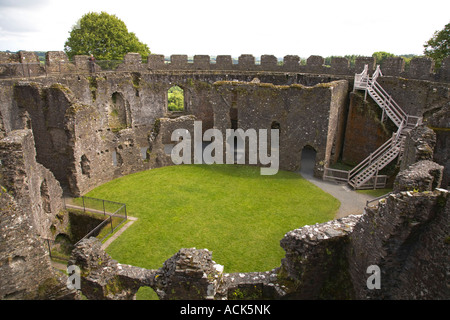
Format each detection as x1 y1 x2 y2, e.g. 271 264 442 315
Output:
85 164 340 273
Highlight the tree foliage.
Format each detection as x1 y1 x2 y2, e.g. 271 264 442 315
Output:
372 51 395 67
324 55 362 67
64 12 150 61
168 86 184 111
424 22 450 68
324 52 417 70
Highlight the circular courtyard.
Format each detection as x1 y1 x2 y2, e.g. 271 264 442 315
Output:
85 164 340 273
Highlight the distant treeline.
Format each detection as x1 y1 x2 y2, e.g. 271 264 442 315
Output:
323 52 420 69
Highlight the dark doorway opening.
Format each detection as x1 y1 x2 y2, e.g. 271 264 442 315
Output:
300 145 317 177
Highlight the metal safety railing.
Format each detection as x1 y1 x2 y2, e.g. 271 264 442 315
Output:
44 196 127 261
64 196 127 246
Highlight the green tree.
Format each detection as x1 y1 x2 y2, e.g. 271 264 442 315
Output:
64 12 150 61
168 86 184 111
372 51 395 66
424 22 450 68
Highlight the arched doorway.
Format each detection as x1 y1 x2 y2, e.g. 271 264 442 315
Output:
300 145 317 177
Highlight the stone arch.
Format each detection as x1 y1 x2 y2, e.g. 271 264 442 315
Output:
109 92 131 132
300 145 317 177
54 233 73 257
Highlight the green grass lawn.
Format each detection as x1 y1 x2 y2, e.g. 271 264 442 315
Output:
84 164 339 274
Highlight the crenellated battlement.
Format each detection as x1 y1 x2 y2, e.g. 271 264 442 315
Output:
1 50 449 82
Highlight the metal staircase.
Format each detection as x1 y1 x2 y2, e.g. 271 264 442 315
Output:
324 65 422 189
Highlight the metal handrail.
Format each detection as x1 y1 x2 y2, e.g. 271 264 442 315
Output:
366 191 394 206
369 79 407 123
349 135 403 187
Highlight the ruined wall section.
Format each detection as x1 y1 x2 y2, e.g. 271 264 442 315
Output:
0 189 77 299
0 56 447 195
1 72 352 194
0 130 65 239
0 130 79 299
279 215 359 299
0 80 20 135
12 83 75 187
376 77 449 119
278 160 448 300
64 100 152 196
342 92 395 165
4 74 166 196
400 124 449 189
326 80 349 166
349 188 448 299
148 115 196 169
400 125 437 171
210 80 348 175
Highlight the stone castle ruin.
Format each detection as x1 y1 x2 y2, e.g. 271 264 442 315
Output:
0 51 448 299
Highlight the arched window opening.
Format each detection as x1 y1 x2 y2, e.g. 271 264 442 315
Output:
110 92 131 132
168 86 185 112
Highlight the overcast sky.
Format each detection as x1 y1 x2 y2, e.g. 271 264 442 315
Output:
0 0 448 58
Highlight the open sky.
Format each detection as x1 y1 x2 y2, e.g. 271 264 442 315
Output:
0 0 448 58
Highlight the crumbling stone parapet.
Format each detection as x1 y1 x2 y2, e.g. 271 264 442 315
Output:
70 239 225 300
70 239 287 300
69 237 158 300
156 247 224 300
220 270 282 300
400 125 436 171
350 188 449 299
394 160 444 193
279 215 360 299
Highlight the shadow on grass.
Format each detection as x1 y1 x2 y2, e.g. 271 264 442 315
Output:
188 164 302 180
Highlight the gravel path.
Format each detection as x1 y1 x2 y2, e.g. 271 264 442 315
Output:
299 149 375 219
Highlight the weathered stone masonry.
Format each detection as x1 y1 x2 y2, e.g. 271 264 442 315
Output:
1 51 448 195
1 73 352 196
0 51 449 299
0 130 78 299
